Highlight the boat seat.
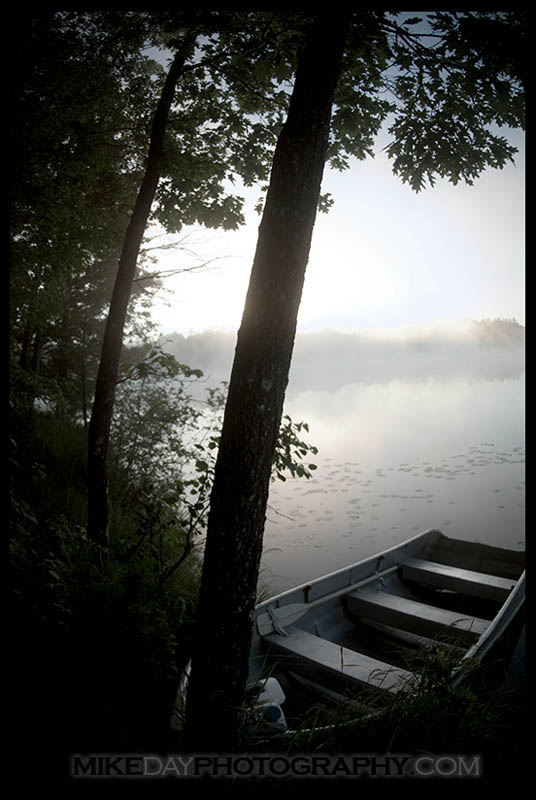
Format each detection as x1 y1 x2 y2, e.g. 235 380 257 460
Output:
399 557 516 603
263 626 414 694
345 588 490 645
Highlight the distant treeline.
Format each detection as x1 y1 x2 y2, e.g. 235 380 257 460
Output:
467 318 524 346
160 318 525 391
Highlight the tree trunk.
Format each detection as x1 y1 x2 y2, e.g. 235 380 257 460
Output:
80 352 88 429
87 35 196 547
184 14 349 750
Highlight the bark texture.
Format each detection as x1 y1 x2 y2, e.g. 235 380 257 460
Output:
87 36 196 547
184 15 349 750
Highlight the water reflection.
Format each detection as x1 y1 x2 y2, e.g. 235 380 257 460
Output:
261 374 525 596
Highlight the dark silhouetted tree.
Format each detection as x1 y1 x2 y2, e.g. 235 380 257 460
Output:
184 13 350 748
87 35 197 547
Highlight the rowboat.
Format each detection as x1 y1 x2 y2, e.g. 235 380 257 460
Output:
247 528 525 735
172 529 525 737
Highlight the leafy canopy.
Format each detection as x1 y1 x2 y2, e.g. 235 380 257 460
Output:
10 10 524 420
377 11 524 191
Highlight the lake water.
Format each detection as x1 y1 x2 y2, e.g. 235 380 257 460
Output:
260 368 525 596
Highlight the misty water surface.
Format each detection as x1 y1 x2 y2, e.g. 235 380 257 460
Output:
162 324 525 597
260 357 525 596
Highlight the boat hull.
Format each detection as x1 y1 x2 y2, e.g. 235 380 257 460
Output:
171 529 524 737
248 529 524 732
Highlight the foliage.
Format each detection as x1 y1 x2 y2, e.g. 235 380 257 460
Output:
111 345 319 545
274 416 318 482
11 513 197 750
10 343 319 755
9 11 292 422
9 12 164 421
10 402 200 751
382 11 524 191
112 344 204 487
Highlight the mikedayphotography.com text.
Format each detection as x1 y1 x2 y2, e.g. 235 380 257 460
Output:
71 753 482 780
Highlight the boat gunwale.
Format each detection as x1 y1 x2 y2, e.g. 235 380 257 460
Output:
254 528 524 621
254 528 445 617
461 569 525 664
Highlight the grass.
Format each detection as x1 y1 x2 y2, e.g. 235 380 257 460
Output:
10 411 205 783
234 613 526 783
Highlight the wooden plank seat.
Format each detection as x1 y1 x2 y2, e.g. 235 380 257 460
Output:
263 626 414 694
400 557 516 603
345 588 490 645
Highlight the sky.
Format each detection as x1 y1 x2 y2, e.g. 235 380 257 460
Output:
148 127 525 337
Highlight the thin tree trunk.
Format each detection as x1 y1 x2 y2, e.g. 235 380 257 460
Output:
184 14 349 750
87 34 196 547
19 319 34 372
81 352 88 429
30 328 43 374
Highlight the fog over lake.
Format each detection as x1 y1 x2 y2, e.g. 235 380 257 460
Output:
162 321 525 596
